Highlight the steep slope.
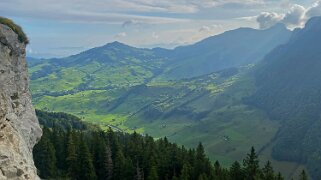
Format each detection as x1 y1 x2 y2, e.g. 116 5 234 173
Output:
0 21 42 179
162 24 291 79
29 42 168 98
246 16 321 179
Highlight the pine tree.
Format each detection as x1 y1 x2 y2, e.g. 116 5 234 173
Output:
197 173 208 180
147 165 158 180
214 160 221 176
229 161 242 180
114 150 126 180
52 127 67 171
105 144 114 180
276 172 284 180
299 170 308 180
172 175 179 180
33 128 57 178
78 136 97 180
243 147 260 180
135 162 144 180
66 132 78 179
261 161 275 180
180 163 192 180
194 143 212 178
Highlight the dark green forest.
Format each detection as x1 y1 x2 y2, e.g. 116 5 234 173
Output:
244 17 321 179
33 111 308 180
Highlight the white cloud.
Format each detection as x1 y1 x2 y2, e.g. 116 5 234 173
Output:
256 1 321 29
282 4 306 27
306 1 321 18
235 15 258 21
256 12 284 29
4 0 320 58
0 0 192 26
114 32 127 38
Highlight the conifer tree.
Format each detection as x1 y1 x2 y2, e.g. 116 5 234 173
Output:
180 163 192 180
172 175 179 180
195 142 206 178
52 127 66 170
261 161 275 180
135 162 144 180
229 161 242 180
299 170 308 180
105 144 114 180
33 128 57 178
276 172 284 180
147 165 158 180
214 160 221 176
78 136 97 180
66 132 78 179
114 150 126 180
243 147 260 180
197 173 208 180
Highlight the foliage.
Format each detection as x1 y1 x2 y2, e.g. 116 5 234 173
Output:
36 109 92 130
33 111 299 179
245 17 321 179
0 16 29 44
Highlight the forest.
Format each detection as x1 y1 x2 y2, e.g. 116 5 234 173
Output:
33 110 308 180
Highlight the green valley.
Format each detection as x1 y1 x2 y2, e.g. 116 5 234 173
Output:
27 19 321 179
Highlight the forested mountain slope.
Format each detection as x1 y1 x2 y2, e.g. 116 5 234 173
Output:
246 16 321 179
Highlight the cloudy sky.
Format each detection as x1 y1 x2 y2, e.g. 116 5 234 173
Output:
0 0 320 58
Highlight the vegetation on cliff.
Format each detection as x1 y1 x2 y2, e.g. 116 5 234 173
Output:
0 16 29 44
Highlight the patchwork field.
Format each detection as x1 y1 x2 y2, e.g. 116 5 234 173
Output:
29 61 306 178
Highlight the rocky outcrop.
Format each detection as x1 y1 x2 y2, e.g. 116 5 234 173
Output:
0 23 42 179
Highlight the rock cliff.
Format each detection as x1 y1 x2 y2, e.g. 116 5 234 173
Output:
0 22 42 179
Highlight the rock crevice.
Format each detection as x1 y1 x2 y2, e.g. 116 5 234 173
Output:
0 23 42 179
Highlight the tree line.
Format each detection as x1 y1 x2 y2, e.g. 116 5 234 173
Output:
33 111 308 180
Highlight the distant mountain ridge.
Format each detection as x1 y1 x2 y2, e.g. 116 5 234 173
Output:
28 23 292 81
163 23 291 79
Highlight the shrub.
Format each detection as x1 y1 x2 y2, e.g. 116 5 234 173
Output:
0 16 29 44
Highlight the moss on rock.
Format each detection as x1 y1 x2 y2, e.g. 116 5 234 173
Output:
0 17 29 44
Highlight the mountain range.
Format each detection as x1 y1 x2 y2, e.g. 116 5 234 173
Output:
28 17 321 179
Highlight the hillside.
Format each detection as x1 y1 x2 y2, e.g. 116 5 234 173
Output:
246 16 321 179
27 24 300 178
161 23 291 79
34 110 297 179
29 24 291 98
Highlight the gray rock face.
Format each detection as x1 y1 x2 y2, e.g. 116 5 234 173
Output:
0 24 42 179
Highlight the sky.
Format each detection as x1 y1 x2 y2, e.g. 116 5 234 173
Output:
0 0 320 58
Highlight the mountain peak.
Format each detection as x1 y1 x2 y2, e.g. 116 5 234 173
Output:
110 41 124 45
104 41 130 48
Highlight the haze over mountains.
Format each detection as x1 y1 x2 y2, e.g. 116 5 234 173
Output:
28 17 321 179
